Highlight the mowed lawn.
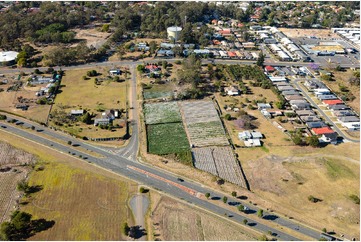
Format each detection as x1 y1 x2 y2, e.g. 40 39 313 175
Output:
55 68 127 112
147 123 190 155
22 161 134 241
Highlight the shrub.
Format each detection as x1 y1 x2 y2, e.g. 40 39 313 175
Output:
205 193 210 199
308 195 321 203
349 194 360 204
224 114 232 120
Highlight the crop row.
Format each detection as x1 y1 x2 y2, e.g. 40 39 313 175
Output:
147 123 190 155
192 147 244 186
144 101 182 124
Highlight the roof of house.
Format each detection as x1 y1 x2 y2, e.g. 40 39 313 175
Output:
295 110 315 116
251 131 263 139
328 104 349 110
323 99 343 105
312 127 335 135
338 116 360 122
265 65 275 72
244 138 261 147
306 121 327 128
225 86 239 93
257 103 272 109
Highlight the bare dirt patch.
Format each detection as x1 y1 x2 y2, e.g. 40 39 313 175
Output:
279 28 339 39
71 28 112 49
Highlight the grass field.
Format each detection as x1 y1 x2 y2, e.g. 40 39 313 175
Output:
143 102 181 124
143 84 174 100
149 193 256 241
147 123 190 155
51 67 128 139
0 130 137 241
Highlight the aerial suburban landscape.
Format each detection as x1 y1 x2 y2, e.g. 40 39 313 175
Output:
0 1 360 241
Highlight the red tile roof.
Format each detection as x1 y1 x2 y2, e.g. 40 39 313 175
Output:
265 65 275 72
227 51 236 57
312 127 335 135
323 99 343 105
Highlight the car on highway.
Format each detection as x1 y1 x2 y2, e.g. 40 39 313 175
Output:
1 125 6 128
177 178 184 182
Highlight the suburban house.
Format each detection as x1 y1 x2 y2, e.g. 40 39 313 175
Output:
327 104 349 110
94 118 110 126
341 122 360 131
70 110 84 116
332 110 354 117
306 121 327 128
314 88 331 95
277 85 296 91
317 94 338 100
290 100 311 110
300 116 321 122
257 103 272 110
338 116 360 123
224 86 240 96
312 127 338 144
274 81 290 87
285 95 305 101
282 90 300 96
323 99 343 105
295 110 316 116
265 65 275 73
238 130 263 147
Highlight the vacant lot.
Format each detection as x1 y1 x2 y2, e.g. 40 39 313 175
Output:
279 28 339 39
71 28 112 49
180 100 229 147
51 67 128 139
242 143 360 240
328 69 360 114
147 123 190 155
149 194 256 241
311 45 344 52
143 83 174 100
143 102 181 124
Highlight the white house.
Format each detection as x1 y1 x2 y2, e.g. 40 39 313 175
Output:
224 86 240 96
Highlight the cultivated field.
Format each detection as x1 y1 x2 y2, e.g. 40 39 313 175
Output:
143 101 181 124
149 194 256 241
180 101 229 147
143 84 174 100
279 28 339 39
0 142 35 224
147 123 190 155
192 146 245 186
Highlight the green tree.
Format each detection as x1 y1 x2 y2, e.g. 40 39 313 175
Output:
101 24 110 32
223 196 228 204
224 114 232 120
238 204 245 212
258 234 268 241
0 222 13 240
205 192 210 199
256 51 265 67
17 179 29 193
231 191 237 197
11 211 32 231
122 222 130 236
17 57 26 67
257 209 263 218
81 112 92 125
137 64 145 73
306 135 319 147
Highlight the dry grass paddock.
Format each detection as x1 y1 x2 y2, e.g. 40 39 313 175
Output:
0 129 138 241
148 192 257 241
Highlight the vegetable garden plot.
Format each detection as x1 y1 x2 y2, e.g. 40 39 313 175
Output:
192 147 245 187
179 101 229 147
147 123 190 155
144 102 182 124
